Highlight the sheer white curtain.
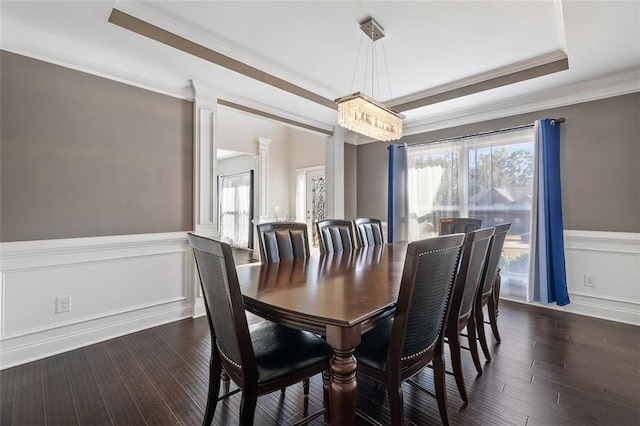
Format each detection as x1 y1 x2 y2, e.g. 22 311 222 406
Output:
219 172 251 248
404 127 535 300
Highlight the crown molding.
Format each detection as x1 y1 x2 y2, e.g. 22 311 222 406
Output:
352 69 640 145
388 50 568 112
217 93 335 136
0 19 338 134
113 1 338 100
1 20 192 100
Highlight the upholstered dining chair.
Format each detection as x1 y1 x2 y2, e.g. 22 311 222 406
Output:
445 227 494 403
438 217 483 236
353 217 384 248
187 233 333 426
354 234 466 426
474 223 511 360
316 219 356 255
256 222 310 263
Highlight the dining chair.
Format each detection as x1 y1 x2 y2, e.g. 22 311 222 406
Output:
316 219 356 255
354 233 466 426
256 222 310 263
254 221 313 395
187 233 333 426
438 217 483 236
445 227 494 403
475 223 511 359
353 217 384 248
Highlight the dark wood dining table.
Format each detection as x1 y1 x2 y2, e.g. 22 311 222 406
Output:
236 242 409 426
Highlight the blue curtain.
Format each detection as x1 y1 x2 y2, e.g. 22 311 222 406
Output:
529 119 570 306
387 144 408 242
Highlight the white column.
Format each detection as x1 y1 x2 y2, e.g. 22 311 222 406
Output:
190 80 219 318
325 126 345 219
255 137 271 221
191 80 220 237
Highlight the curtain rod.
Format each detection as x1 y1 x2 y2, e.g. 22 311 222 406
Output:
397 117 565 148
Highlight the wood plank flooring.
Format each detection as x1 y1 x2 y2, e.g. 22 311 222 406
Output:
1 300 638 425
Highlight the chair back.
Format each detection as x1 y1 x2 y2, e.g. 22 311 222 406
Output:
387 234 465 372
450 227 494 329
438 218 483 236
479 223 511 298
256 222 310 263
353 218 384 248
187 233 257 384
316 219 356 255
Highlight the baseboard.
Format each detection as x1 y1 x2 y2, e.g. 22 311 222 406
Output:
503 294 640 326
0 302 193 369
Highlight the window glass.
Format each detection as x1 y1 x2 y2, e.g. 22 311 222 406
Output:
406 127 534 300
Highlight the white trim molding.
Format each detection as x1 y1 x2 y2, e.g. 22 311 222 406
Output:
549 230 639 325
0 232 195 369
397 69 640 141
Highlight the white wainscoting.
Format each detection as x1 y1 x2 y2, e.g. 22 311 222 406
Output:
555 230 639 325
0 232 196 369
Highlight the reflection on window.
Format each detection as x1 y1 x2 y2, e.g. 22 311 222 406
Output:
407 127 534 300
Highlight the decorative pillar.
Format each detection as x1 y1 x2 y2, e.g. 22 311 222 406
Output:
325 126 345 219
255 137 271 221
191 80 219 237
190 80 219 318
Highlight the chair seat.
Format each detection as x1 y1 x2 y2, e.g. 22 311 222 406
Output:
251 321 333 384
354 318 394 373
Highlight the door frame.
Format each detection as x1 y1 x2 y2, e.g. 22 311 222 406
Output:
295 165 325 224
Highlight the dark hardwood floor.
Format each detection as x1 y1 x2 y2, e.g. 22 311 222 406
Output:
1 300 638 425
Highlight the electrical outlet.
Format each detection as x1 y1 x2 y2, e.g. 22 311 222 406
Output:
584 274 596 288
55 295 72 313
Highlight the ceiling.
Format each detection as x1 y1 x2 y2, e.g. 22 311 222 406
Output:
2 1 639 140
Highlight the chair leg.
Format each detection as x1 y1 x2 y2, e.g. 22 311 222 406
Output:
387 379 405 426
239 390 257 426
433 353 450 426
466 316 483 375
487 293 502 344
303 378 310 396
475 305 492 361
203 357 222 426
493 271 502 315
448 332 468 402
322 370 332 426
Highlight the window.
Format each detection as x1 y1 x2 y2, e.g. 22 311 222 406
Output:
218 171 253 249
406 127 534 300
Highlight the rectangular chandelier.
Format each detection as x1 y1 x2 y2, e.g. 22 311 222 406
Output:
336 92 403 141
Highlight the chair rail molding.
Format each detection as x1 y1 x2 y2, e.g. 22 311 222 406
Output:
0 232 194 369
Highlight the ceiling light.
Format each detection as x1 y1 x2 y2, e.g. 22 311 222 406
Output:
336 18 403 142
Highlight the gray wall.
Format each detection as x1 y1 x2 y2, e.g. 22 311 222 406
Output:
344 143 357 219
0 51 194 242
357 92 640 233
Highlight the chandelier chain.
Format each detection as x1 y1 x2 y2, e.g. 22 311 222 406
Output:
349 33 365 94
381 39 393 100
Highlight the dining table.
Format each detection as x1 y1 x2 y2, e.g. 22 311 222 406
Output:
236 241 409 426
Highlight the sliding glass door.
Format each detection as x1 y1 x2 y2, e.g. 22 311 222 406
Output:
406 127 534 300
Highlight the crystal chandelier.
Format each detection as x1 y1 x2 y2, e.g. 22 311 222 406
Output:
336 18 403 141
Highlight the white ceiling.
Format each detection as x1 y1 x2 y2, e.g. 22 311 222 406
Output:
2 0 639 138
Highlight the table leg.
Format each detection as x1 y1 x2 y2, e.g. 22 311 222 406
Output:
325 325 361 426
